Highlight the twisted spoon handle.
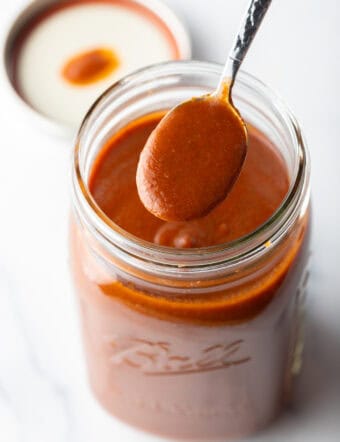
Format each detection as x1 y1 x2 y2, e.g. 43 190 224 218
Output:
217 0 272 97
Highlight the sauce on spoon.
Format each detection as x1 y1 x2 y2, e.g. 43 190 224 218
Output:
136 0 272 222
136 89 247 222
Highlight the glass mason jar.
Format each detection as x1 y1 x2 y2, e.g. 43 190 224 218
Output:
70 61 310 440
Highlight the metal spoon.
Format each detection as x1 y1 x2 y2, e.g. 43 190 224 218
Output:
137 0 272 222
216 0 272 100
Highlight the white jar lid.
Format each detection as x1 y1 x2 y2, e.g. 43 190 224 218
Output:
3 0 191 136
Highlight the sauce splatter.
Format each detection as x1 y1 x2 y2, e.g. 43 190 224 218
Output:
62 47 119 86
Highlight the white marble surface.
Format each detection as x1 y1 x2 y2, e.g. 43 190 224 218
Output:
0 0 339 441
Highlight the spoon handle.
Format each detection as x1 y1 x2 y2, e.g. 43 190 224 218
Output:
217 0 272 97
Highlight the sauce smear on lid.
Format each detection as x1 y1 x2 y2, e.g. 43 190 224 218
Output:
62 47 119 86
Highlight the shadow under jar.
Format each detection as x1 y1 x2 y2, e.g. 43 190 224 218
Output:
70 61 311 440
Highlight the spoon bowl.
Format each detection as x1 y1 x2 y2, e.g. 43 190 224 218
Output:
137 0 272 222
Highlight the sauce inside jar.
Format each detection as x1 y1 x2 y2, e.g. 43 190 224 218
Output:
71 110 309 440
90 112 289 247
83 112 308 326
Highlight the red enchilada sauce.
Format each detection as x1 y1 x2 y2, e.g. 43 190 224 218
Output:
85 113 306 325
90 112 288 248
62 47 120 86
136 97 247 221
72 112 309 438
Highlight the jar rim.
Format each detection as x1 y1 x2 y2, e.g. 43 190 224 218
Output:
72 60 310 274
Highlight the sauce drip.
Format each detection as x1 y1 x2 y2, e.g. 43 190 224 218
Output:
62 47 119 86
136 95 247 222
89 113 289 248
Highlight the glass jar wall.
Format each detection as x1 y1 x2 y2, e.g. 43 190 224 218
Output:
70 62 310 440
